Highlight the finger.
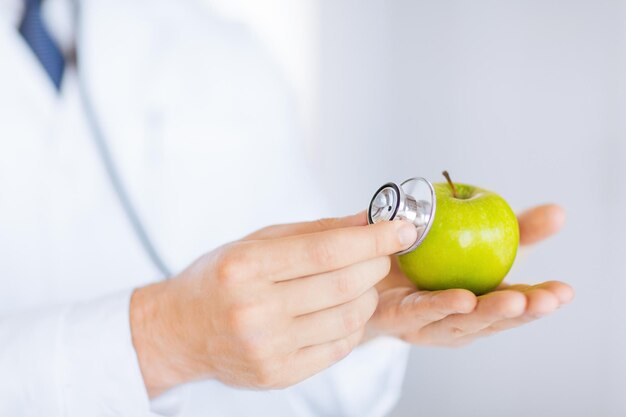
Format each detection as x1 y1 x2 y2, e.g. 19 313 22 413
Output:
453 287 563 343
419 290 526 343
531 281 575 304
515 287 560 319
374 288 476 336
293 288 378 347
518 204 566 246
242 220 417 282
279 257 390 316
243 211 368 241
285 328 364 387
498 281 574 305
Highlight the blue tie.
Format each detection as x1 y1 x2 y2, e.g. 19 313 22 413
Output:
19 0 65 90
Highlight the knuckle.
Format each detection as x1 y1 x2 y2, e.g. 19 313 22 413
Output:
241 336 274 362
226 303 259 332
333 272 359 299
449 326 465 337
331 338 353 362
371 230 387 256
314 217 338 231
310 238 338 267
215 244 249 285
253 362 281 388
342 307 365 334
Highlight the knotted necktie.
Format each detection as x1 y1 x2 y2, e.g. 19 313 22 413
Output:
19 0 65 90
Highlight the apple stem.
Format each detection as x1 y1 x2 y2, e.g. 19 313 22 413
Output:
442 170 458 198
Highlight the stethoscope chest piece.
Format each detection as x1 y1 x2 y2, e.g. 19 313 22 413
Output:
367 177 436 255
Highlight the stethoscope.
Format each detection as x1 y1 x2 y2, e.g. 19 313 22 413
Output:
367 178 437 254
71 0 172 278
69 2 438 279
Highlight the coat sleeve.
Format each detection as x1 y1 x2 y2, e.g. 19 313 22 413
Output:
0 290 161 417
286 337 411 417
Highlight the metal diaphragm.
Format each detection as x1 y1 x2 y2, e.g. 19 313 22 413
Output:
367 177 436 254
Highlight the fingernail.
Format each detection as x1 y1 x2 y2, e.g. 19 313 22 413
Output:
398 223 418 247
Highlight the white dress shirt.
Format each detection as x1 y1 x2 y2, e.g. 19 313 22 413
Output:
0 0 410 416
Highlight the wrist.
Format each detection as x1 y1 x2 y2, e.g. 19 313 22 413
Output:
130 281 200 397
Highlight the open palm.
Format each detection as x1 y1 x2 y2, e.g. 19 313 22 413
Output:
365 204 574 346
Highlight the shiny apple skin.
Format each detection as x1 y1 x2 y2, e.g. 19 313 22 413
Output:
397 183 519 295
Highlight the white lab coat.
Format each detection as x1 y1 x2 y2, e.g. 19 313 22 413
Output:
0 0 409 416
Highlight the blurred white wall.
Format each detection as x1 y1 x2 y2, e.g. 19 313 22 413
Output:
318 1 626 416
201 0 319 134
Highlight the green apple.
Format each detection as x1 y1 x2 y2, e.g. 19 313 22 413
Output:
397 172 519 295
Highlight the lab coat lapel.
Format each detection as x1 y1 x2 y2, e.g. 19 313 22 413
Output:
0 14 58 124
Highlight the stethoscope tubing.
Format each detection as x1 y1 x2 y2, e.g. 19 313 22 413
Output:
72 0 172 278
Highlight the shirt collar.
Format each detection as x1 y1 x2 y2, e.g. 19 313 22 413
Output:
1 0 24 27
2 0 75 56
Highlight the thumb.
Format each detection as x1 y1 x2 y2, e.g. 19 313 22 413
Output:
242 210 368 241
518 204 566 246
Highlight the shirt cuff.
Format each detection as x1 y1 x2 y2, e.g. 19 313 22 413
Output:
0 305 66 416
58 289 156 416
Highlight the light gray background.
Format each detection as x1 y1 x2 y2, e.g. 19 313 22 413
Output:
314 1 626 416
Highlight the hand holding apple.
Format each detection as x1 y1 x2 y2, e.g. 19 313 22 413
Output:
366 204 574 347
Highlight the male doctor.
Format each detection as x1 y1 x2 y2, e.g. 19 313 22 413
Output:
0 0 574 416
